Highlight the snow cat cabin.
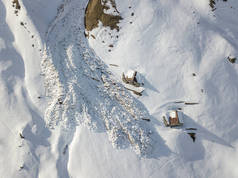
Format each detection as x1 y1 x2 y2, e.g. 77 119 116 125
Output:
122 70 140 87
163 110 184 127
121 70 144 96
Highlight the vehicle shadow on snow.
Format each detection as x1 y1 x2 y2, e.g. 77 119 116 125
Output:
151 110 232 162
177 114 233 162
140 75 160 94
147 115 172 159
55 130 75 178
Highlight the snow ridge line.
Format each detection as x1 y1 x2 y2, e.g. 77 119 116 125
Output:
41 0 152 156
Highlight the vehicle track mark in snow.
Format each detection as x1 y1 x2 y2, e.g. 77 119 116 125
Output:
42 0 153 156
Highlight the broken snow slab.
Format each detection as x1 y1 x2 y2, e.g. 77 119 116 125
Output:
124 84 144 96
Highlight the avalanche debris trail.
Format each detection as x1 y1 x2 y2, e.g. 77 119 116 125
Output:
41 0 152 155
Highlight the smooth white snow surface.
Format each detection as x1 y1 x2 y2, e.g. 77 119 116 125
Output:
125 70 136 79
169 110 177 118
0 0 238 177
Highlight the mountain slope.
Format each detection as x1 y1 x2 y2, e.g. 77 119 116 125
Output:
0 0 238 177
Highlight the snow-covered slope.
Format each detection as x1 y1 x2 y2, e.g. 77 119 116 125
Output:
88 0 238 177
0 0 238 177
87 0 238 177
0 0 62 177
